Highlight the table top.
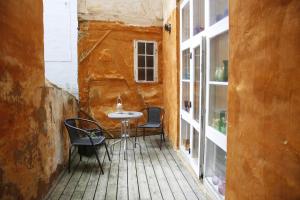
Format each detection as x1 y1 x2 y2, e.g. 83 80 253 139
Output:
107 111 143 120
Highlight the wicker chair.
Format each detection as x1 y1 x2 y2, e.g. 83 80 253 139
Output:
136 107 165 149
64 118 111 174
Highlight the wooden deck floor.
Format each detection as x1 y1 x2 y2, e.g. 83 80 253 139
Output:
46 135 208 200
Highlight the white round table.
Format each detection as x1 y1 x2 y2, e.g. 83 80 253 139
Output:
107 111 143 159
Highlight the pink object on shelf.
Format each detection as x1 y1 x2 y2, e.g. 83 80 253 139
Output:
218 182 226 196
212 176 219 185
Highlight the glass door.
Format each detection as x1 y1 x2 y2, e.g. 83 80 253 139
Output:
180 0 206 177
203 0 229 199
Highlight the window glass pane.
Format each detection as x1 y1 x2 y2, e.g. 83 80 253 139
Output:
138 56 145 68
193 46 200 121
210 0 228 25
146 43 154 55
182 2 190 42
182 82 190 112
146 56 154 68
205 139 226 198
192 129 199 164
138 68 145 80
180 119 190 153
138 42 145 54
182 49 190 80
210 32 228 82
193 0 205 35
146 69 154 81
208 85 227 135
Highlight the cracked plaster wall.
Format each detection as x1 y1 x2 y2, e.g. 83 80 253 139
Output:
78 21 163 132
0 1 79 199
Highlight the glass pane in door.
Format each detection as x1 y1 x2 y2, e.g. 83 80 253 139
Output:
192 128 199 164
210 32 229 82
210 0 228 25
181 119 191 153
182 49 190 80
182 82 190 112
193 0 205 35
193 46 200 121
205 139 226 198
208 85 227 134
182 2 190 42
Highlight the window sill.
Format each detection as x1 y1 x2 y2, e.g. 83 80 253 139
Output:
135 80 159 84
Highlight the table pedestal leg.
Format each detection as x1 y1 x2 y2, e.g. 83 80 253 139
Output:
109 120 142 160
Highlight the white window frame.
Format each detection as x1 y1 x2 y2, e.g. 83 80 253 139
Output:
134 40 158 83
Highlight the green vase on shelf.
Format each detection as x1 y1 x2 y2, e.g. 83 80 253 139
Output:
223 60 228 81
215 66 224 81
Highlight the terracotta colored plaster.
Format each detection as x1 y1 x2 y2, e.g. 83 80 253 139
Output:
0 1 79 199
78 21 163 134
162 8 180 149
227 0 300 199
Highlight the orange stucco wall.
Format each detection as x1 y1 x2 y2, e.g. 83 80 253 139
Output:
78 21 163 132
162 8 180 148
226 0 300 199
0 1 79 199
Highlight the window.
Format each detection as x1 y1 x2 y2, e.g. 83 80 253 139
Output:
134 40 158 82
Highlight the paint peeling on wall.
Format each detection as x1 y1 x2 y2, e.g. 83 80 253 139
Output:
0 1 79 199
78 21 163 134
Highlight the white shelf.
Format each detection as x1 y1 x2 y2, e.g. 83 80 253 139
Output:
209 81 228 86
181 79 190 82
206 126 227 151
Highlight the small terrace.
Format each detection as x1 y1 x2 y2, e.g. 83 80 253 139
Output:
0 0 299 200
46 135 207 200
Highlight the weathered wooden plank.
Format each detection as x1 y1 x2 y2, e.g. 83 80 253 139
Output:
133 138 151 200
160 140 199 200
70 157 94 200
82 141 108 200
149 135 187 200
117 140 128 200
143 136 175 200
59 157 91 200
48 153 81 200
165 142 206 200
127 139 140 200
139 137 163 200
93 140 114 200
104 140 121 200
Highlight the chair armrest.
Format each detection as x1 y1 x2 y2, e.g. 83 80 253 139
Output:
74 117 103 131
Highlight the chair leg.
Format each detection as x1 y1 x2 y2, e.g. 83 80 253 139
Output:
79 146 82 161
104 142 111 161
160 133 162 150
143 128 145 140
93 146 104 174
135 127 137 148
68 147 71 173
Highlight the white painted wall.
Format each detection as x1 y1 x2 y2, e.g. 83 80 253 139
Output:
43 0 78 97
162 0 177 23
78 0 163 26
